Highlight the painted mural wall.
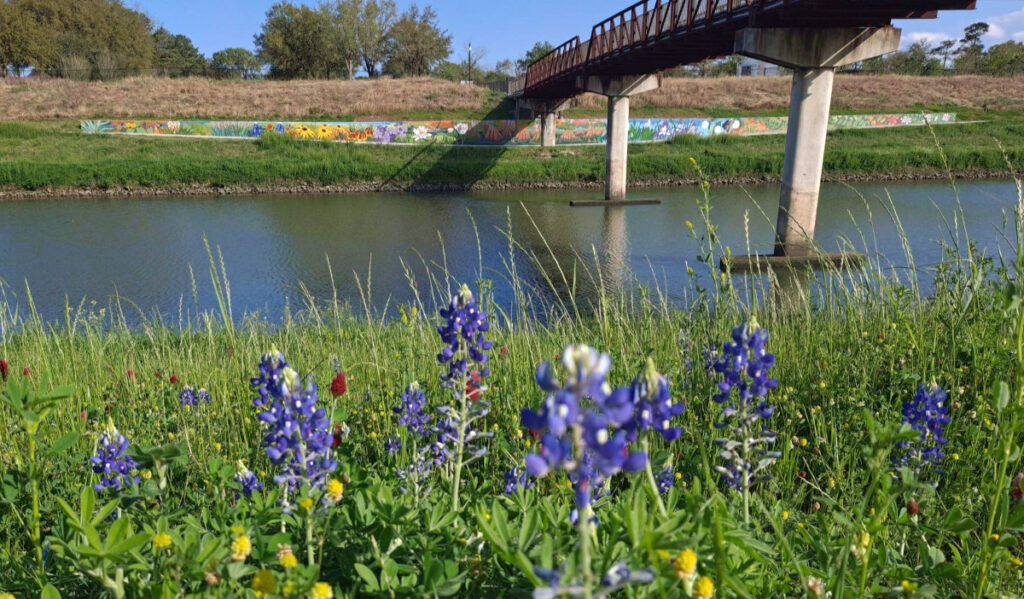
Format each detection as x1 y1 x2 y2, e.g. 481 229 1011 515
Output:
80 113 957 146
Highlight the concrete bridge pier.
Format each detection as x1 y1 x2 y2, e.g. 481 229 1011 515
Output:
576 74 661 201
736 27 901 257
515 98 571 147
732 27 900 301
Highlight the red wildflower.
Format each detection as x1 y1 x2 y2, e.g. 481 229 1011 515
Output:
0 359 8 381
170 374 179 385
500 345 508 356
154 371 162 379
907 497 919 516
22 366 30 376
466 370 483 400
332 423 344 448
80 410 87 421
1012 473 1024 502
126 369 134 379
331 371 348 397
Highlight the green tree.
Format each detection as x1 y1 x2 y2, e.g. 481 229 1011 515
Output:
953 21 989 74
211 47 261 79
863 42 941 75
255 1 334 79
382 4 450 77
0 1 55 76
16 0 154 77
932 39 956 70
354 0 396 77
326 0 361 79
152 27 207 77
516 41 552 74
981 41 1024 76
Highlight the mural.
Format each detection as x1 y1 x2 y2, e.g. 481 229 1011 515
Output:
81 113 956 146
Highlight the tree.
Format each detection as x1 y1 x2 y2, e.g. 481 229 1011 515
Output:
211 47 261 79
354 0 396 78
382 4 450 77
493 59 514 78
0 1 55 76
326 0 361 79
517 41 553 74
953 21 989 74
15 0 154 77
981 41 1024 76
152 27 207 77
862 42 941 75
932 39 956 70
255 2 335 79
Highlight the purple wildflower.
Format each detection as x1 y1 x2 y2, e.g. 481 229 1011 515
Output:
234 460 263 498
895 384 950 480
90 421 139 493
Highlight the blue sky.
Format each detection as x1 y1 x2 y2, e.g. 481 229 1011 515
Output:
135 0 1024 65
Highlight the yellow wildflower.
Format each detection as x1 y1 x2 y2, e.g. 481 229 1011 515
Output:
152 532 172 549
0 594 15 599
281 553 299 569
231 534 252 561
141 470 153 481
326 479 344 502
310 582 334 599
673 548 697 582
781 511 789 521
251 569 276 594
299 497 314 511
693 576 714 599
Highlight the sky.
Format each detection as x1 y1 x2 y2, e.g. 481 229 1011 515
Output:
134 0 1024 66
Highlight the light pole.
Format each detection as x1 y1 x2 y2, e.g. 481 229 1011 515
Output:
466 43 472 83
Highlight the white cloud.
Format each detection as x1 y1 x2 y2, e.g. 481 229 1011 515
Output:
985 8 1024 43
902 31 953 48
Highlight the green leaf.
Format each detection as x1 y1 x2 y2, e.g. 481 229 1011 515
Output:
995 382 1010 414
110 532 150 555
48 432 81 456
41 584 61 599
354 563 381 591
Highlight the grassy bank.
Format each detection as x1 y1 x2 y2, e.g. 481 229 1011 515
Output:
1 181 1024 596
3 75 1024 121
0 116 1022 196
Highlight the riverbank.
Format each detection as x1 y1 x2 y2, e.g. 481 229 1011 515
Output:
0 116 1021 198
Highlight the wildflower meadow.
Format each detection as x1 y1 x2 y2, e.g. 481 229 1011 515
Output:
2 177 1024 598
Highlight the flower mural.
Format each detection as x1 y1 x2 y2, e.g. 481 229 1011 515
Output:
81 113 957 147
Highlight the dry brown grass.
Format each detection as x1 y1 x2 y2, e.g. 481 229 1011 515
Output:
2 74 1023 121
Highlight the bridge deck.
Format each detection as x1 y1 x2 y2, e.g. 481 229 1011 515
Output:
518 0 977 100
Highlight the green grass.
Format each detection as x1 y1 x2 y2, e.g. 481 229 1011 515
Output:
1 117 1022 193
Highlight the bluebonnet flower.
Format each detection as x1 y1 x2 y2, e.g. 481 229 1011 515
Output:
90 420 139 493
709 323 780 491
895 384 950 479
437 285 493 394
234 460 263 498
624 359 685 442
522 345 647 513
532 562 654 599
502 466 534 495
397 454 433 497
178 386 211 408
394 382 431 437
657 465 674 494
385 436 402 454
251 350 337 489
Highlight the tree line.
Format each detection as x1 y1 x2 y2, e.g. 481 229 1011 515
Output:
860 23 1024 77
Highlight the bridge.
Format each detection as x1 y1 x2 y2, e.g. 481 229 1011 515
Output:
509 0 977 287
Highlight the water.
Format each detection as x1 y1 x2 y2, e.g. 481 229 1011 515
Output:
0 179 1017 324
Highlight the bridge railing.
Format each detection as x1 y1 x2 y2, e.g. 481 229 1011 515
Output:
525 0 771 92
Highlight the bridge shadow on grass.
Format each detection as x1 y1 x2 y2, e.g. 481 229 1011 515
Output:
378 98 536 192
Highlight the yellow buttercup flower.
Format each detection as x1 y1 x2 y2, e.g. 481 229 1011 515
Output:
326 479 344 502
231 534 252 561
152 532 172 549
310 582 334 599
251 569 276 594
1 593 15 599
693 576 714 599
674 548 697 582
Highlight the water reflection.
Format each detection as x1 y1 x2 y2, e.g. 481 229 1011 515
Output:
0 179 1016 325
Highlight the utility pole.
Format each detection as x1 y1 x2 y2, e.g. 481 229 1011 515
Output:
466 43 472 83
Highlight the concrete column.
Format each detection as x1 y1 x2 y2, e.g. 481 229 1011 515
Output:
606 95 630 200
735 27 901 257
576 74 661 202
541 112 558 148
777 67 834 255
